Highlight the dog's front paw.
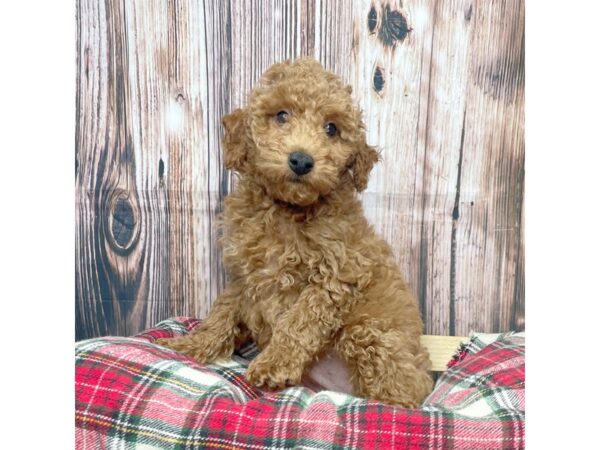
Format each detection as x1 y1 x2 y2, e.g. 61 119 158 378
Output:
246 350 304 390
156 329 234 364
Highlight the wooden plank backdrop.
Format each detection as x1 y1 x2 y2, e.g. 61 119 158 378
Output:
75 0 524 341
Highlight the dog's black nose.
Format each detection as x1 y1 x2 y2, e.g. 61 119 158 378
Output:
288 151 314 176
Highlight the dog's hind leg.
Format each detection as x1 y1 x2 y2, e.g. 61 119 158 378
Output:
335 317 433 408
156 279 243 363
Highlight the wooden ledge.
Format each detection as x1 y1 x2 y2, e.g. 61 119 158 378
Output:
421 335 469 372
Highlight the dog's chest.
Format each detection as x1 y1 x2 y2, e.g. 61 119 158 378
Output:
225 208 326 297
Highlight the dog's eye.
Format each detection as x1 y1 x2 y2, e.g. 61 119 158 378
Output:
275 111 289 124
324 122 338 137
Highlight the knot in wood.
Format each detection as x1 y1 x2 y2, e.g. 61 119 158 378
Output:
378 4 411 46
367 6 378 33
373 67 385 94
106 192 140 254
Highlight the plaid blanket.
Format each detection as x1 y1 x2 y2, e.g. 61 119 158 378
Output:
75 318 524 449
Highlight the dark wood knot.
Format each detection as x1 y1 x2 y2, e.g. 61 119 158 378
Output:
368 6 378 33
106 191 140 254
378 4 411 46
465 5 473 21
159 158 165 180
373 66 385 94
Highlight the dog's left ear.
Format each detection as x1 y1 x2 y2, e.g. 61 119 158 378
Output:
222 108 249 172
350 139 380 192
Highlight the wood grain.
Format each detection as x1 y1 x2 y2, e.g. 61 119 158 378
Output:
452 0 525 335
76 0 155 339
76 0 525 340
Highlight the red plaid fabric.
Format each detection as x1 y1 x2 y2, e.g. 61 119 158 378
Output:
76 318 524 449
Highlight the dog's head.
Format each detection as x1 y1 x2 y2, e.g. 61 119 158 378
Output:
222 58 379 206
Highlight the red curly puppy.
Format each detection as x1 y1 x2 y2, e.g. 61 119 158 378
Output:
158 58 433 407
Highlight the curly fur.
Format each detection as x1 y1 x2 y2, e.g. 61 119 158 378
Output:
158 58 433 407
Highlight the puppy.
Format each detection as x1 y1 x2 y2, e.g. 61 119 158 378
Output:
158 58 433 407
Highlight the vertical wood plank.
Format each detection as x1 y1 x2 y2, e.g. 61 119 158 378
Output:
121 0 176 330
300 0 317 56
314 0 356 80
411 0 475 335
188 0 232 315
164 0 202 319
453 0 525 334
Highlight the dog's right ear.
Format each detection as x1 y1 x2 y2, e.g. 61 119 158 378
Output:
222 108 248 172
